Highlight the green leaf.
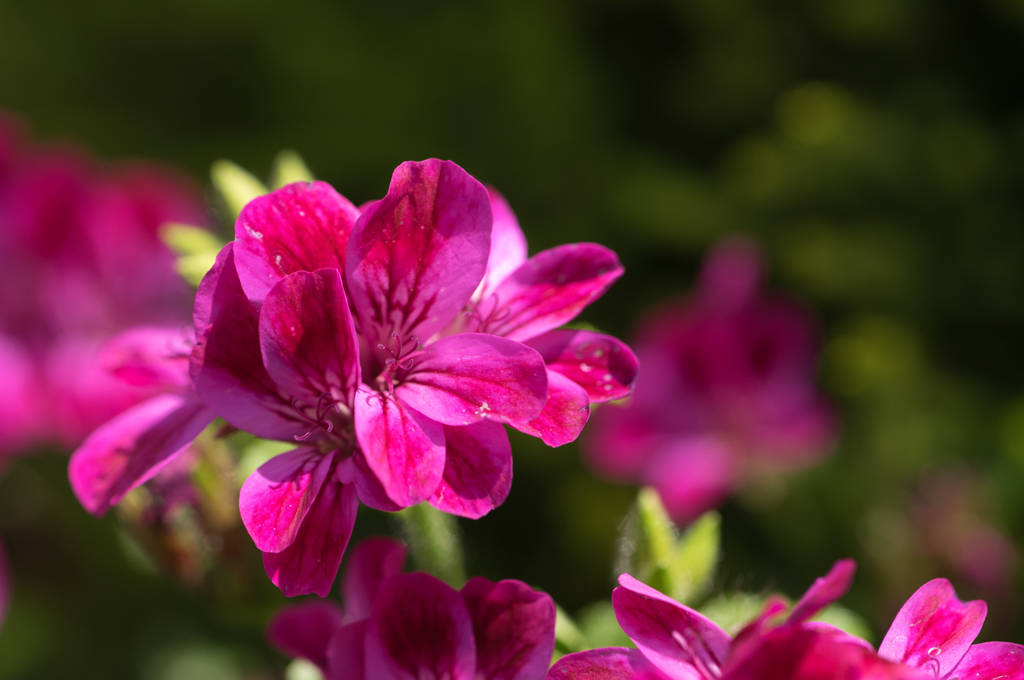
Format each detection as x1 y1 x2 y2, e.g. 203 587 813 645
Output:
270 149 315 189
554 605 588 660
669 511 720 604
159 223 225 286
812 604 874 644
699 592 768 636
211 159 268 219
394 503 465 587
576 600 633 649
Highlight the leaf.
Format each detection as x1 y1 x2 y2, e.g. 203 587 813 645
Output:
211 159 268 219
271 150 315 189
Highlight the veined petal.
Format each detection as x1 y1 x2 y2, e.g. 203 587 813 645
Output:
476 186 528 300
353 386 445 507
234 181 359 302
787 559 857 624
326 619 369 680
430 421 512 519
878 578 987 677
460 577 556 680
240 448 335 553
949 642 1024 680
613 573 731 680
266 600 346 671
193 243 232 336
263 478 359 598
260 269 361 409
97 326 195 389
396 333 547 426
343 452 404 513
547 648 674 680
480 243 623 342
365 572 476 680
346 159 492 345
191 245 306 441
525 330 638 403
341 537 408 623
68 393 214 516
508 370 590 447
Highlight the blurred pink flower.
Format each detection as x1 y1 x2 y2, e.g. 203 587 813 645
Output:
0 113 208 454
585 237 836 523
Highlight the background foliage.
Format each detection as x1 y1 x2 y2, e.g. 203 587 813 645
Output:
2 0 1024 676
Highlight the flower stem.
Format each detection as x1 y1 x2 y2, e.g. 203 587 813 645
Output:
394 503 466 587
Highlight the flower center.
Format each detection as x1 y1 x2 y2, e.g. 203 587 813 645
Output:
463 296 512 333
376 332 428 393
292 392 342 442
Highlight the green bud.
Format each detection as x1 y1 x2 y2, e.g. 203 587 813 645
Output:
271 149 316 189
211 159 268 219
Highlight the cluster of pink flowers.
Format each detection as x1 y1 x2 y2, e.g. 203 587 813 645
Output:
586 237 836 524
268 536 556 680
550 560 1024 680
0 113 207 456
68 158 637 597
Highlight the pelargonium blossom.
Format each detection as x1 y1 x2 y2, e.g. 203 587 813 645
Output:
187 158 634 596
585 237 836 524
267 536 556 680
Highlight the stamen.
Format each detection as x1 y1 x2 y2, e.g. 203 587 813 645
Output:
671 630 721 680
291 393 341 442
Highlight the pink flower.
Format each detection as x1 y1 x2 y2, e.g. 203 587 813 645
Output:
585 237 836 523
267 536 557 680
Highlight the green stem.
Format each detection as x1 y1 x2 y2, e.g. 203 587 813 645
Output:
394 503 466 587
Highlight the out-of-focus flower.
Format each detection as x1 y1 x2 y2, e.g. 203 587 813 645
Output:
585 236 836 524
0 113 208 454
267 536 557 680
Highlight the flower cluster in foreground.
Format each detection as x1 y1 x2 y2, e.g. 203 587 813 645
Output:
268 536 556 680
550 560 1023 680
586 237 836 524
68 158 637 597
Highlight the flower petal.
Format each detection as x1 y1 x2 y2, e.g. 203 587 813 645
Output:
68 393 214 516
525 330 638 403
878 578 987 676
190 244 306 441
949 642 1024 680
613 573 731 680
642 438 737 525
97 326 195 389
429 421 512 519
396 333 547 426
234 181 359 302
266 600 346 671
365 572 476 680
326 620 369 680
260 269 361 409
341 537 408 623
479 243 623 342
346 159 492 345
787 559 857 624
547 648 673 680
508 369 590 447
476 186 528 300
460 577 556 680
240 448 335 553
263 478 359 598
353 386 446 507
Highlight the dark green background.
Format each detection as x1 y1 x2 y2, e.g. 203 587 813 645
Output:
3 0 1024 677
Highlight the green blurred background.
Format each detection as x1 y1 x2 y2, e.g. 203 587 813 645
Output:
3 0 1024 676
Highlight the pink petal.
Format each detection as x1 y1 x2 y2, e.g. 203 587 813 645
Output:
191 244 307 441
68 393 214 516
345 159 492 345
430 421 512 519
365 572 476 680
642 438 737 525
460 577 556 680
193 243 233 336
508 369 590 447
259 269 361 409
525 330 639 403
343 452 404 513
341 537 408 623
787 559 857 624
234 181 359 302
949 642 1024 680
476 186 528 300
97 326 194 389
479 243 623 342
239 448 335 553
326 620 369 680
353 386 446 507
266 600 346 671
612 573 732 680
263 478 359 598
0 335 39 455
878 578 987 677
396 333 547 426
697 236 763 312
547 648 673 680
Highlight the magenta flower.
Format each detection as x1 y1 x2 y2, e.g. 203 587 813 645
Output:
585 237 836 524
267 536 557 680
